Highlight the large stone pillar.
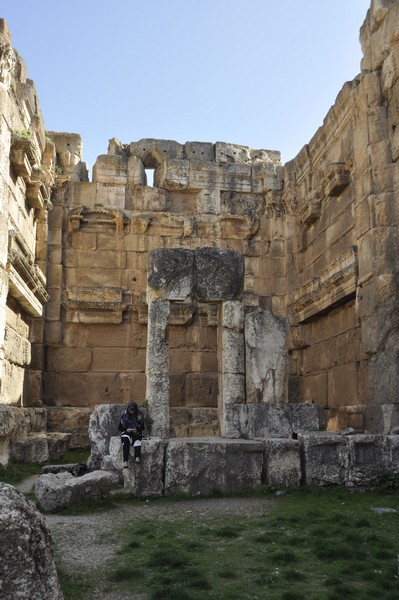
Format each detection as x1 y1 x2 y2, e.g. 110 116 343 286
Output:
220 301 245 437
146 297 170 438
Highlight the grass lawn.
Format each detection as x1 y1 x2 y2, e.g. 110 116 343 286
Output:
101 487 399 600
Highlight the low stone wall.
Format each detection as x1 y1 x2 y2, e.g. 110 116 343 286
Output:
101 432 399 498
0 404 71 466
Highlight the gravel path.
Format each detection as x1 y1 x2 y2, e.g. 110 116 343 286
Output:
44 494 274 600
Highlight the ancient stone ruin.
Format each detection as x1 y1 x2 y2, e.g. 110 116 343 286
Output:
1 1 399 494
0 482 63 598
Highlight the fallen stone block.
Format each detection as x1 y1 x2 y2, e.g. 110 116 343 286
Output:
10 433 49 464
263 439 301 488
164 437 263 496
0 482 63 599
35 469 118 511
41 462 88 476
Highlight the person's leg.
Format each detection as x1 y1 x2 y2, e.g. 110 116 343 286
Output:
121 434 131 466
133 434 142 462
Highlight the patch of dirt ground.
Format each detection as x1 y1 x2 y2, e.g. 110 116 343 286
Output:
44 494 274 600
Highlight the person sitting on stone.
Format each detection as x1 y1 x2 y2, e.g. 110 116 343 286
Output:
119 401 145 467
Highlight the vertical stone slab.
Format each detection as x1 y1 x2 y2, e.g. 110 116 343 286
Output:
146 298 170 437
220 301 245 437
245 308 288 404
0 269 8 400
263 439 301 488
300 433 350 486
109 437 165 498
347 434 390 486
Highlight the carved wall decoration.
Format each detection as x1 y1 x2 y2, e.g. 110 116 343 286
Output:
68 206 128 233
289 249 357 323
64 287 132 324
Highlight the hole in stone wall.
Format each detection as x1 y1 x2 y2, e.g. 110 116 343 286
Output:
145 168 154 187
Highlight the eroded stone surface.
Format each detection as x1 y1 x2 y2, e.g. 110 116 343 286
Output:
0 482 63 599
164 438 263 496
35 470 118 511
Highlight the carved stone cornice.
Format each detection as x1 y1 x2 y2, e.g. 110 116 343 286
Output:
324 162 350 197
298 195 321 226
64 287 132 324
68 206 128 233
7 231 49 316
289 249 357 323
297 162 351 229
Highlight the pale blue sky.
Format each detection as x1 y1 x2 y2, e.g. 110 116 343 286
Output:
2 1 370 174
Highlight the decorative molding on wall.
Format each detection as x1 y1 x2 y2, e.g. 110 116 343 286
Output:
289 249 357 323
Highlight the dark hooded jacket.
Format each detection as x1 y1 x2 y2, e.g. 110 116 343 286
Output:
118 402 145 434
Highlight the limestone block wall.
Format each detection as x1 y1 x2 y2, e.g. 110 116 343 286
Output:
43 135 286 438
4 1 399 448
0 20 54 408
284 0 399 433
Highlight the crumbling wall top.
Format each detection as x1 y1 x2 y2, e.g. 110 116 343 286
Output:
108 137 281 168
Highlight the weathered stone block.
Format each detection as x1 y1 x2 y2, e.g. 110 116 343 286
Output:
0 483 63 599
347 434 390 485
164 438 263 496
87 403 125 470
300 433 350 486
237 402 292 439
127 155 146 185
119 438 164 498
129 186 168 211
92 154 128 185
10 433 49 464
189 161 252 192
388 435 399 473
46 406 92 448
35 470 118 511
148 248 194 300
221 328 245 374
185 141 215 162
189 407 220 436
215 142 251 163
196 189 220 214
263 439 301 487
222 300 244 331
291 402 324 433
130 138 184 164
47 432 71 461
47 347 92 372
95 183 126 209
155 159 189 190
186 373 218 407
245 309 288 404
194 247 244 301
221 373 246 405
